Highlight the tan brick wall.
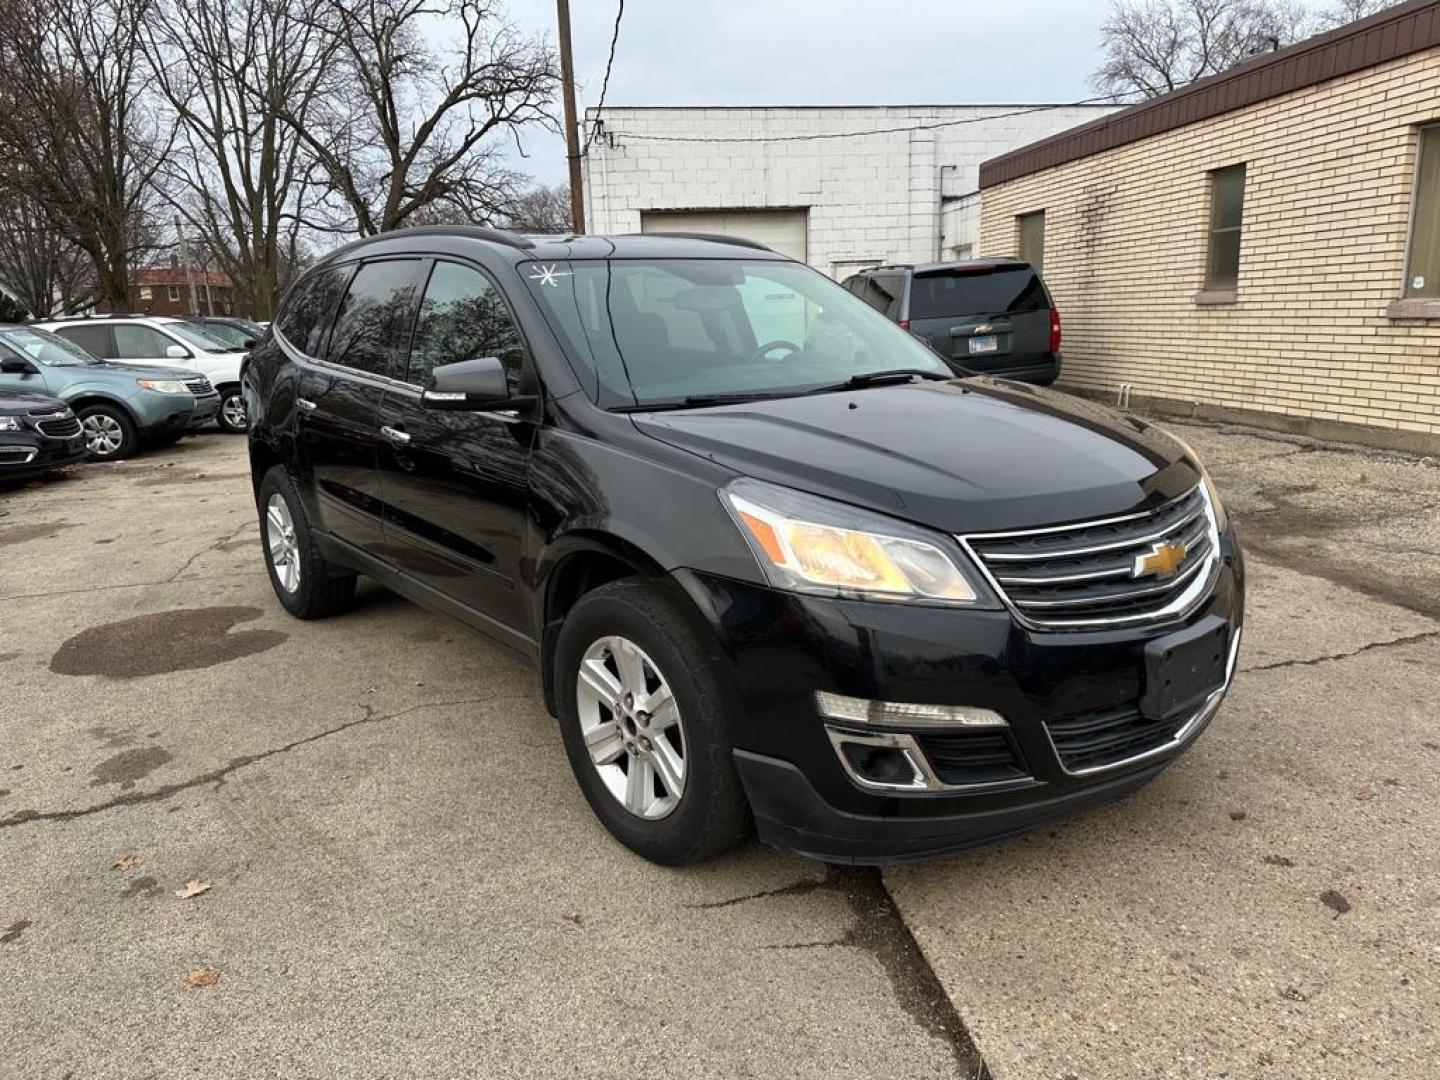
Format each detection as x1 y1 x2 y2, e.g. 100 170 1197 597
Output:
980 47 1440 438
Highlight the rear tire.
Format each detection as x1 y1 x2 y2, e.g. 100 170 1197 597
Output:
257 466 356 619
77 403 138 461
555 579 752 864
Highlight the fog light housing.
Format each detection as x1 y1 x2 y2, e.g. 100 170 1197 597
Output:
815 691 1006 730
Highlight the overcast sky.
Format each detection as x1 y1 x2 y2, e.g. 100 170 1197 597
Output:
503 0 1114 187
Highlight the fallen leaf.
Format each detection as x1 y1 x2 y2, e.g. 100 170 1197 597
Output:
182 967 220 989
1354 787 1375 801
175 880 211 899
1229 810 1247 821
1319 890 1351 917
112 855 142 871
562 912 584 927
1279 985 1307 1002
1262 854 1295 867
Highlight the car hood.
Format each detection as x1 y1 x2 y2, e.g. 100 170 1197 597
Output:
0 390 67 415
631 378 1201 534
87 361 203 380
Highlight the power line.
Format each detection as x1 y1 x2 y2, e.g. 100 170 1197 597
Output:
592 94 1133 148
582 0 624 155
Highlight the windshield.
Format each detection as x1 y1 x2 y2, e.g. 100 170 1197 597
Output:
163 322 235 353
194 320 261 348
524 258 951 407
0 326 98 367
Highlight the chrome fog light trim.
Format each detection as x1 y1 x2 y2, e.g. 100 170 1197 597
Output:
814 690 1007 729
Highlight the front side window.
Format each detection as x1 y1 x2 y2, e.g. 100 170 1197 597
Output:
1205 164 1246 290
113 324 178 360
1016 211 1045 272
525 258 951 408
408 261 527 391
326 259 424 380
277 265 353 358
1405 124 1440 298
0 327 97 367
849 273 904 319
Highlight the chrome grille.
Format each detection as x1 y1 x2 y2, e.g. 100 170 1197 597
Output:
37 416 83 438
962 486 1220 630
185 376 213 395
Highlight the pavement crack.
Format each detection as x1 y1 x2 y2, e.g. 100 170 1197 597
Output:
166 519 256 582
0 695 522 831
0 569 264 603
1242 629 1440 673
763 936 846 950
688 877 828 908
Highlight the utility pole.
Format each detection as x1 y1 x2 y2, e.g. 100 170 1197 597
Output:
175 214 199 316
556 0 586 233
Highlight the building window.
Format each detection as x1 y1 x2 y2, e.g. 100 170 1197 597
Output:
1405 125 1440 298
1205 164 1246 291
138 286 152 301
1016 211 1045 271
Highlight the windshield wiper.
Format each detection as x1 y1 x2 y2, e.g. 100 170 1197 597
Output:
840 368 952 389
610 389 801 413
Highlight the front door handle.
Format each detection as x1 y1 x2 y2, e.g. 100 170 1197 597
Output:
380 425 411 446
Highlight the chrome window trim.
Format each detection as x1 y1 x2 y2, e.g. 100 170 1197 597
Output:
1044 627 1242 777
958 483 1223 631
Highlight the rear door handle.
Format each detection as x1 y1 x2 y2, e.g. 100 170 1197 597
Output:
380 425 411 446
297 397 317 413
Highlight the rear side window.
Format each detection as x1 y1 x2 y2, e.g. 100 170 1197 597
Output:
113 324 177 360
850 273 904 319
277 265 352 358
52 324 114 358
325 259 424 380
909 267 1047 319
408 261 527 391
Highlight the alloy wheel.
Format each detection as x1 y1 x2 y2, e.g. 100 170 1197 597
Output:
82 414 124 457
265 493 301 593
221 393 247 431
575 635 687 820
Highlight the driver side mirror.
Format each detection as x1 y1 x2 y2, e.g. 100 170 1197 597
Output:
422 356 529 411
0 356 37 375
166 344 189 360
242 337 259 350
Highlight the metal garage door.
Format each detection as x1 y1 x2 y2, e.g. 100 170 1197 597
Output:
640 209 809 262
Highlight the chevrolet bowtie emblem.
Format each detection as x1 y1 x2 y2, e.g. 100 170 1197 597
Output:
1133 540 1187 580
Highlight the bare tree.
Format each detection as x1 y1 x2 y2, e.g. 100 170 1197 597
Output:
1094 0 1310 98
504 184 571 234
1313 0 1402 29
0 0 170 308
285 0 559 236
0 182 93 317
142 0 339 318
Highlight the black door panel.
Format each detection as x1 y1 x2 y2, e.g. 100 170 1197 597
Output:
296 367 386 550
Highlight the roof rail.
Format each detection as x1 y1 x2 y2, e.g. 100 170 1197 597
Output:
317 223 536 267
629 231 775 253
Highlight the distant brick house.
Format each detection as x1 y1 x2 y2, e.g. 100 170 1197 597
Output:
977 0 1440 454
97 262 238 317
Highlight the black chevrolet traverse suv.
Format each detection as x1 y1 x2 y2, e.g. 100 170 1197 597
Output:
844 259 1062 385
244 227 1244 865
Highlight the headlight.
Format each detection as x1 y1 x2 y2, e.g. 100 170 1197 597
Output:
1166 431 1228 530
720 478 991 605
0 416 20 432
137 379 188 394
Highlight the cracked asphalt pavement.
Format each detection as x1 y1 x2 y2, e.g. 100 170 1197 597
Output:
2 421 1437 1078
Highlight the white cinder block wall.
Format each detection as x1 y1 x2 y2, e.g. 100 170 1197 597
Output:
583 106 1115 277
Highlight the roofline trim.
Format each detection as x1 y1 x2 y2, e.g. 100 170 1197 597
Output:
979 0 1440 190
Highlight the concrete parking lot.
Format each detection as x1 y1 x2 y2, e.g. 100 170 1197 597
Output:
2 418 1436 1079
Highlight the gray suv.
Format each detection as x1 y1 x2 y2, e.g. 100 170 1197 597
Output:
0 325 219 459
843 259 1061 385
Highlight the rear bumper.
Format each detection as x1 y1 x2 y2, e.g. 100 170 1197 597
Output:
963 354 1059 385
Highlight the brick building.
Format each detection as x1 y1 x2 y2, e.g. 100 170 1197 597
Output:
96 264 237 317
582 103 1116 280
978 0 1440 453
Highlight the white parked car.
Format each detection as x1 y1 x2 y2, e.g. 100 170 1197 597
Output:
35 315 249 433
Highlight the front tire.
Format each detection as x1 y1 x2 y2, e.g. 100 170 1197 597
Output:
78 404 138 460
555 579 751 864
216 388 248 434
257 466 356 619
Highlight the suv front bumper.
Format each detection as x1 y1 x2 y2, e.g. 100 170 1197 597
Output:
0 427 87 478
673 531 1244 864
